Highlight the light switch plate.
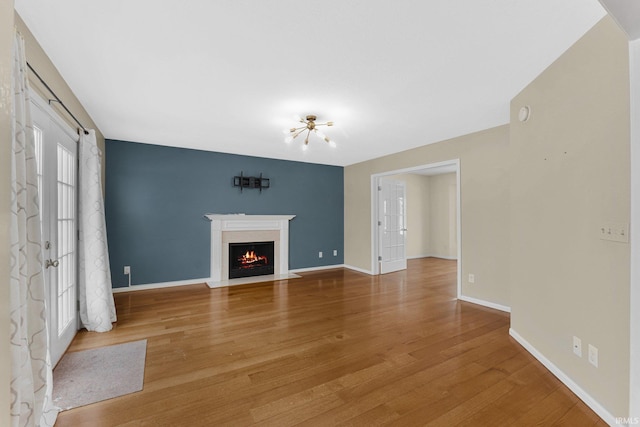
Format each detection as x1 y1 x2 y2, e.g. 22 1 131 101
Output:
588 344 598 367
599 223 629 243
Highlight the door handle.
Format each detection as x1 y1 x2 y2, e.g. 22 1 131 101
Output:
45 259 59 268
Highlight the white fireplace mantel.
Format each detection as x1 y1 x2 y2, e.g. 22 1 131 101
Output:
204 214 296 288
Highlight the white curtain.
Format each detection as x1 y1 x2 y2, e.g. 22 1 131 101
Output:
78 130 117 332
10 32 58 427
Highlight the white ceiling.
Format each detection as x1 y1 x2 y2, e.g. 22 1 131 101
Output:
15 0 606 167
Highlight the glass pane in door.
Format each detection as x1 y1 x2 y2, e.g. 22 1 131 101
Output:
34 125 43 212
56 144 76 335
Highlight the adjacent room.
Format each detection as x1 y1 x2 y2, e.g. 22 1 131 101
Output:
2 1 639 426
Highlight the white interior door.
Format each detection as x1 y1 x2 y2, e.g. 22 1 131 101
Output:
378 178 407 274
31 94 79 366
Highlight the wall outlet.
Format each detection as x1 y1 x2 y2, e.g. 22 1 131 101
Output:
319 251 323 258
468 274 475 284
333 249 338 256
588 344 598 367
124 265 131 275
573 336 582 357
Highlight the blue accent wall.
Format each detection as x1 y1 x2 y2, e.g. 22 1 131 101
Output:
105 140 344 288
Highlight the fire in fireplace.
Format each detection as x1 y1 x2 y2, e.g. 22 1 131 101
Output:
229 241 275 279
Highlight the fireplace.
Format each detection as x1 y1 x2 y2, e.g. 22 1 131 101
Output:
204 214 296 288
229 241 275 279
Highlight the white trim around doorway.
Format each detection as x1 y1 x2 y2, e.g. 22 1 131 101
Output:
370 159 462 299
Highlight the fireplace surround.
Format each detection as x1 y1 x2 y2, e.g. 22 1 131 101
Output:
204 214 296 288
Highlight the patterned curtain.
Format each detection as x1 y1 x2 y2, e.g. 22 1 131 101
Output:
78 130 117 332
10 32 58 427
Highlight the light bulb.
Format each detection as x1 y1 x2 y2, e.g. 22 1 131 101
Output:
329 141 336 148
284 136 293 143
302 144 308 151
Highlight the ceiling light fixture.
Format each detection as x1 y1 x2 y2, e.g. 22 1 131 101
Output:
284 115 335 150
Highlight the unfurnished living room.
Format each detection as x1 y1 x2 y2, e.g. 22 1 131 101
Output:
2 1 640 426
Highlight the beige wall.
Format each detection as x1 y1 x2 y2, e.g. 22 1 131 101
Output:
428 173 457 259
345 124 511 307
14 13 106 184
1 4 15 426
510 16 630 417
393 172 457 259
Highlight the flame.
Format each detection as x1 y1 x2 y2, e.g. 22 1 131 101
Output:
238 250 268 267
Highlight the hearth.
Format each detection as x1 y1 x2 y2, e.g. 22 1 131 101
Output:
229 241 275 279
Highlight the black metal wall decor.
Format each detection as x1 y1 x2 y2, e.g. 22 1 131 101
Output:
233 172 270 192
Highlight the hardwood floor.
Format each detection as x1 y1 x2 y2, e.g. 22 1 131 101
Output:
55 258 605 426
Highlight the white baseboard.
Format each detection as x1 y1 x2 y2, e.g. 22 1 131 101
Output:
290 264 345 273
291 264 375 275
343 264 374 275
458 295 511 313
207 273 301 288
111 264 346 292
408 254 458 260
509 328 617 426
112 277 210 293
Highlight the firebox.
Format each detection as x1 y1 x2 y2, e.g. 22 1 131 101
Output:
228 241 275 279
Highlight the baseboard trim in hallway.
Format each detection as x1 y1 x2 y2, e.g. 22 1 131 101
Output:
509 328 616 425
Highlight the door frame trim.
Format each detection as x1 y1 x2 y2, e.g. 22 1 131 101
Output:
370 159 461 298
30 91 79 142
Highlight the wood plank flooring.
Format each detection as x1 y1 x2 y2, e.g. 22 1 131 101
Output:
55 258 605 426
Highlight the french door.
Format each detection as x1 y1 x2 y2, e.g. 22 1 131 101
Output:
378 178 407 274
31 94 79 366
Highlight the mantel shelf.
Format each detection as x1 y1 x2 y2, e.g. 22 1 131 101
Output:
205 214 296 222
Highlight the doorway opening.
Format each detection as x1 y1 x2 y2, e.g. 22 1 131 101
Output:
371 159 461 298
